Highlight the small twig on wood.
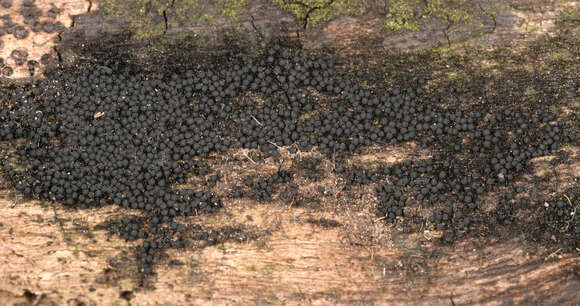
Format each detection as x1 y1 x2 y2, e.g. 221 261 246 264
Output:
562 194 576 232
545 248 561 261
162 0 176 35
563 194 573 207
304 0 336 29
268 141 283 150
242 151 257 165
249 114 263 126
375 214 388 222
334 180 346 198
250 15 264 42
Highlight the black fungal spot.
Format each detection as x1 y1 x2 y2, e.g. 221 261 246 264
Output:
0 37 576 278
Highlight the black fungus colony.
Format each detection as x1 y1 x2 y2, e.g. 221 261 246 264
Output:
0 43 577 276
0 0 63 77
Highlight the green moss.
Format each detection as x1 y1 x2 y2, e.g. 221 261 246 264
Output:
200 13 216 24
99 0 173 39
426 0 472 25
381 0 486 40
99 0 247 40
555 7 580 31
273 0 368 29
221 0 246 22
383 0 420 32
479 4 498 22
546 49 573 63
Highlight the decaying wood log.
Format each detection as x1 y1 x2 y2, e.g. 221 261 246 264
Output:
1 1 579 305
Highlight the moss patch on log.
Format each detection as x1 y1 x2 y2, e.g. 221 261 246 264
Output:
272 0 368 29
98 0 247 40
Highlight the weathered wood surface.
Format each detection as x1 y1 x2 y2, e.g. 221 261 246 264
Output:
1 196 579 305
1 0 579 305
0 0 91 79
1 146 578 305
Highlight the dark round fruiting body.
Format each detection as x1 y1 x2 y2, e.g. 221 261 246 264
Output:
31 22 42 33
11 49 28 60
40 53 52 65
0 0 12 9
54 21 65 32
13 26 29 39
42 22 54 33
1 65 13 76
0 42 574 275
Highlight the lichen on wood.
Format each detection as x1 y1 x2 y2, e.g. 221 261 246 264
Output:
98 0 247 40
273 0 368 29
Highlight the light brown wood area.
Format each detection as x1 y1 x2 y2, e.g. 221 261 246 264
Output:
0 0 579 305
0 0 91 79
0 193 579 305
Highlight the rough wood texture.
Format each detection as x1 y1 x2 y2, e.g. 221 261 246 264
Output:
0 0 91 79
1 0 579 305
1 198 578 305
1 147 578 305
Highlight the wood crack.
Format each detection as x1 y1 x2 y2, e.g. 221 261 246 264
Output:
163 0 176 35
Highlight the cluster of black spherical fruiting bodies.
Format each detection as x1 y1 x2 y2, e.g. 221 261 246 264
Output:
232 170 293 202
0 1 64 38
377 184 408 223
539 187 579 236
0 42 576 275
296 157 324 181
345 167 381 189
0 0 63 77
1 49 39 77
373 113 575 241
543 198 575 223
280 182 300 203
306 217 341 228
135 223 259 275
109 216 149 242
189 224 252 246
429 206 453 230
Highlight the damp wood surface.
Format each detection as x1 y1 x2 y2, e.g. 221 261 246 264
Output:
0 0 579 305
0 199 579 305
0 0 92 79
0 146 578 305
